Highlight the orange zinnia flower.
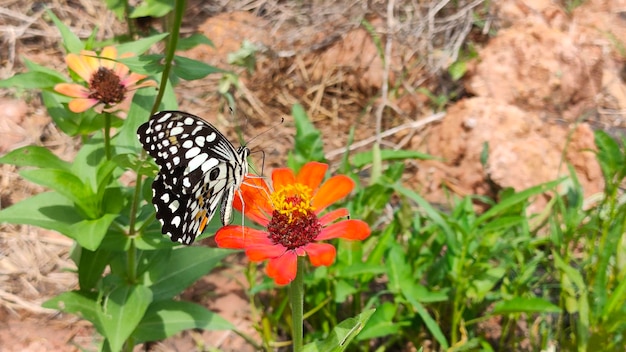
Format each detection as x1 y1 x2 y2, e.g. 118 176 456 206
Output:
54 46 156 114
215 162 371 285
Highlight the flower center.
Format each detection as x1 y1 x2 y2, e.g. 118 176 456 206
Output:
267 184 321 250
89 67 126 105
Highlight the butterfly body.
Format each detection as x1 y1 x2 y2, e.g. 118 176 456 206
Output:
137 111 249 244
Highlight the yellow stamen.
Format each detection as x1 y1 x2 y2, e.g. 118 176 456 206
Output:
270 183 314 223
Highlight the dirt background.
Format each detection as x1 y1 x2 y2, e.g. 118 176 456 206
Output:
1 0 625 351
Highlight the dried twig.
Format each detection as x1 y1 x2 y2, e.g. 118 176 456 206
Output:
325 111 445 159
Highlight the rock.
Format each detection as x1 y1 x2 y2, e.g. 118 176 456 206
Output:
465 23 603 122
416 97 603 212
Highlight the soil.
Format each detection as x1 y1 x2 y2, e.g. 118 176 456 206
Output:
1 0 625 351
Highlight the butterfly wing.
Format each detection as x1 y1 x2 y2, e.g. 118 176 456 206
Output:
138 111 249 244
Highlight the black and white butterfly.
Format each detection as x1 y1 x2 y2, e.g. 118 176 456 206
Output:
137 111 249 245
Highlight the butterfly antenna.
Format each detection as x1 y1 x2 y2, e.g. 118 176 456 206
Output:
244 117 285 148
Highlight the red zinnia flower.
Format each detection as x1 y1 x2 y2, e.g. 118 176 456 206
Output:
215 162 371 285
54 46 156 115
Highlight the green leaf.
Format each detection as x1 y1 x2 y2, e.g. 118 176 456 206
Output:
334 280 359 303
116 33 170 56
19 168 98 217
71 136 106 191
492 297 561 314
116 54 164 75
288 104 325 171
468 266 506 301
112 153 157 176
113 87 161 154
448 60 468 81
351 149 434 169
101 187 127 215
335 263 386 278
403 288 449 349
41 91 81 136
43 291 102 332
385 243 410 294
177 33 214 51
392 183 459 254
0 71 65 89
0 192 79 235
595 130 625 188
70 213 118 250
553 251 589 347
227 40 257 73
172 55 225 80
104 0 125 20
147 247 229 301
99 284 152 352
357 303 402 340
129 0 174 18
0 146 70 170
23 57 68 81
46 9 84 53
399 283 448 303
133 300 233 342
78 247 112 291
95 160 118 196
475 178 564 228
303 309 376 352
603 272 626 319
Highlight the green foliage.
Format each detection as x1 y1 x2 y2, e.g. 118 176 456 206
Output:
3 2 626 352
287 104 326 171
0 5 242 351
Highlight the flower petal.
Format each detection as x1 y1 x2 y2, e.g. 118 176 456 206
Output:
103 93 133 115
79 50 100 77
54 83 90 98
68 98 99 113
272 167 296 192
66 53 95 82
234 175 272 226
246 243 286 261
296 162 328 191
215 225 272 249
303 242 336 266
99 46 118 69
120 72 145 87
266 250 298 285
123 74 157 90
318 208 349 225
312 175 354 212
316 219 370 241
115 63 131 80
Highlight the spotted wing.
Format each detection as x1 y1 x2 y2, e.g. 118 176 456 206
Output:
137 111 240 194
137 111 249 244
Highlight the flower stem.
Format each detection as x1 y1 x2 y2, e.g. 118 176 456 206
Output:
290 256 305 352
150 0 185 116
104 112 112 160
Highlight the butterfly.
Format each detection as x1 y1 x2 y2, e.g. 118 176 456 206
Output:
137 111 249 245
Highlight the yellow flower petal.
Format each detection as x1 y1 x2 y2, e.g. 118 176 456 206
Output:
79 50 100 76
54 83 90 98
66 53 95 82
99 46 118 70
69 98 98 113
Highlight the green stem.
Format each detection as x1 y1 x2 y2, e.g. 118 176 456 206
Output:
150 0 185 115
104 112 112 160
290 256 305 352
123 0 135 39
